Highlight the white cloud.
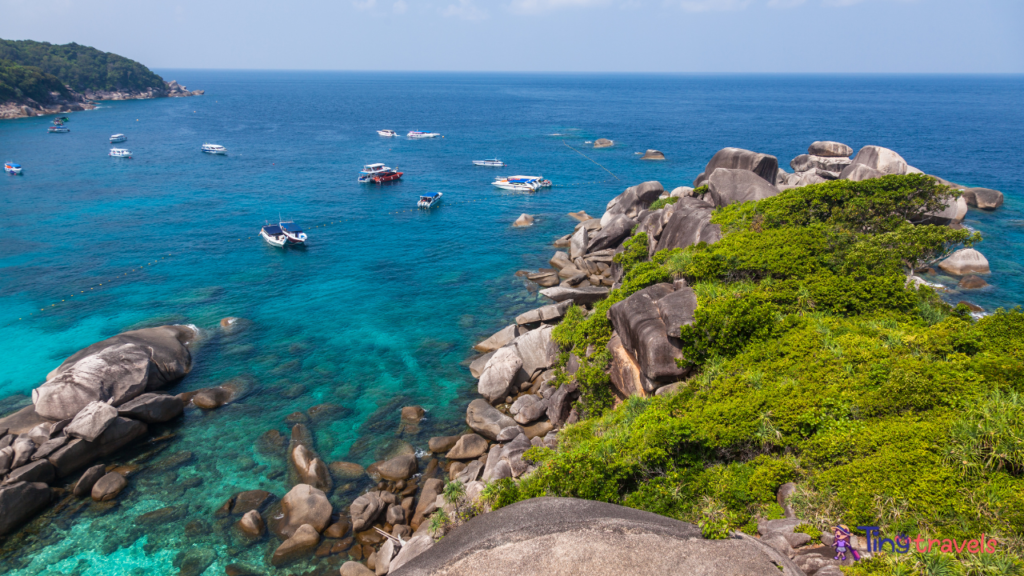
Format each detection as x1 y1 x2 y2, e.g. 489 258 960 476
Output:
678 0 752 12
509 0 611 13
393 0 408 13
444 0 489 19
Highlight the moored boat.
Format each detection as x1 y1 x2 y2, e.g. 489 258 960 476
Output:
358 163 403 183
279 221 308 244
4 162 22 175
48 125 70 133
407 131 440 139
473 159 506 167
260 224 287 247
109 148 133 159
202 143 227 154
110 134 127 143
492 175 551 192
418 192 442 208
377 129 398 137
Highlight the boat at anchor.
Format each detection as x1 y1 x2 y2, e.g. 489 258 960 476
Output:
358 163 403 183
492 175 551 192
473 159 506 167
407 131 440 139
418 192 442 208
279 221 307 244
5 162 22 175
109 148 133 159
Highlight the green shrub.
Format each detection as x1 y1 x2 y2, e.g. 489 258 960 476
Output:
649 196 680 211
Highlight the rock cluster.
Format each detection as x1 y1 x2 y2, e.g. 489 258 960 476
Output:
0 325 193 536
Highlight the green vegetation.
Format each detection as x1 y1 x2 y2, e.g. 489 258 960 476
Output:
0 60 69 103
492 175 1024 571
0 38 165 101
648 196 680 211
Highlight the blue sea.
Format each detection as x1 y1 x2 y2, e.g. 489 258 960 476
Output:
0 72 1022 574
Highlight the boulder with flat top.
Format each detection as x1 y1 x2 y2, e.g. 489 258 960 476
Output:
116 393 184 423
807 141 853 158
0 482 51 536
31 325 195 420
962 187 1004 210
707 168 780 207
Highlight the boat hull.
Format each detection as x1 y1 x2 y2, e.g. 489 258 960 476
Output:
359 171 403 183
260 230 287 247
418 192 443 208
5 167 22 175
473 160 505 167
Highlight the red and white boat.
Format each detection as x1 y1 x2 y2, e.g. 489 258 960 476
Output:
358 163 403 183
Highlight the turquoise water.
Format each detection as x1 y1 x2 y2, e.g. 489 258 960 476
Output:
0 72 1022 574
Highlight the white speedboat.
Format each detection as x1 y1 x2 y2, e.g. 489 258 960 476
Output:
473 159 506 167
202 143 227 154
109 148 133 159
492 176 551 192
110 134 127 143
5 162 22 175
377 129 398 137
260 224 287 247
418 192 442 208
407 131 440 139
358 163 403 183
48 126 70 133
279 221 308 244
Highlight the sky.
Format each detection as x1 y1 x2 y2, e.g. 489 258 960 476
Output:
1 0 1022 73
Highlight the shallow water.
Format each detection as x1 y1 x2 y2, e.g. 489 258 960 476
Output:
0 72 1022 574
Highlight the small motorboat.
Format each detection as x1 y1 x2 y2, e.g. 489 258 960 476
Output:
109 148 133 159
377 129 398 137
202 143 227 154
57 116 70 122
358 163 403 183
4 162 22 175
418 192 442 208
260 224 287 247
279 221 308 244
473 159 506 167
492 176 551 192
48 125 70 133
407 131 440 139
110 134 127 143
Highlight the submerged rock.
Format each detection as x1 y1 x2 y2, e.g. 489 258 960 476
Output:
91 471 127 501
593 138 613 148
32 325 194 420
271 523 319 566
512 213 535 227
73 464 107 497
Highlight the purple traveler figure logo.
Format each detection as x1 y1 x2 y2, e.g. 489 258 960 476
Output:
833 524 862 562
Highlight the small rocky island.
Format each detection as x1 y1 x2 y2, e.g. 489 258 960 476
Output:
0 38 202 119
0 141 1016 575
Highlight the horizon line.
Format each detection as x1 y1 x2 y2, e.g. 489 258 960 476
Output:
149 69 1024 76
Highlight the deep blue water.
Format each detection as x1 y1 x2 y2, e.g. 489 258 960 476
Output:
0 72 1022 574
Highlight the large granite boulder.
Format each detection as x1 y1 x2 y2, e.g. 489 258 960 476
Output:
655 197 721 253
602 182 663 222
694 148 778 188
0 481 51 536
73 464 106 497
569 227 589 260
916 194 968 226
477 347 523 404
271 523 320 566
116 393 184 423
446 434 489 460
807 141 853 158
65 401 119 442
388 497 802 576
607 283 693 387
938 249 990 275
962 187 1004 210
274 484 332 538
539 286 609 306
707 168 780 207
839 145 908 179
466 399 517 441
377 454 418 482
473 325 525 354
841 163 885 182
351 491 386 532
32 325 195 420
589 213 637 253
516 300 572 325
91 471 127 501
512 325 558 381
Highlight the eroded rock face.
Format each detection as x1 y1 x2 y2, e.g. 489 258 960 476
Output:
516 300 572 326
237 510 265 538
0 482 51 536
65 401 118 442
607 283 693 387
271 523 320 566
603 182 664 222
841 163 885 182
656 197 721 253
589 213 637 253
351 491 386 532
446 434 489 460
48 417 147 477
539 286 609 306
707 168 780 207
32 325 194 420
377 454 418 482
473 325 525 354
512 325 558 381
694 148 778 188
